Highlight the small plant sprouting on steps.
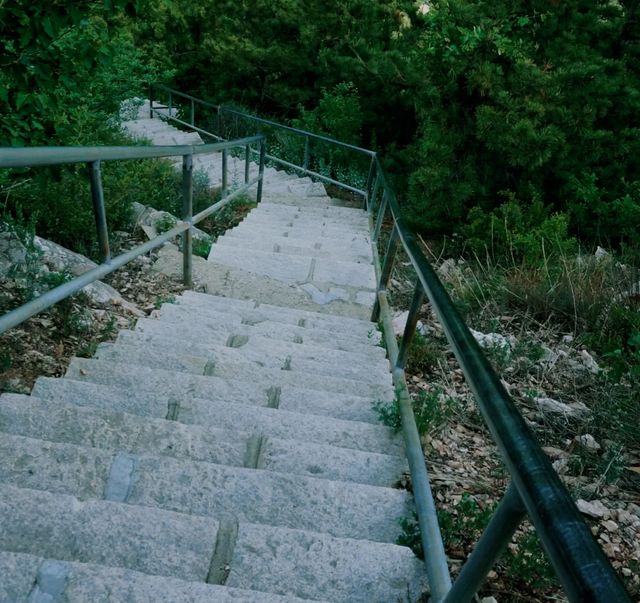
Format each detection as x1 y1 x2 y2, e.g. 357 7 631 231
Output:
397 511 423 559
155 214 177 234
192 236 212 259
153 294 176 309
373 389 461 437
372 397 402 432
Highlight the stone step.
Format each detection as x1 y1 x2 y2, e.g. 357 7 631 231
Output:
82 346 393 399
178 290 379 336
1 551 321 602
239 210 369 233
0 394 404 487
208 245 377 290
0 483 217 581
252 200 368 220
223 220 372 247
219 228 373 261
139 308 384 358
0 434 411 543
112 331 389 385
227 219 371 244
227 523 427 603
214 234 372 262
0 393 246 467
32 378 399 452
2 392 404 488
183 259 374 319
93 341 391 391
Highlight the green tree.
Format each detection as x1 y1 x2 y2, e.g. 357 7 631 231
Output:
404 0 640 250
0 0 143 146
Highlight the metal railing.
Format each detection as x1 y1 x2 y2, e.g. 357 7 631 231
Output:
150 84 376 200
147 85 632 602
0 136 266 336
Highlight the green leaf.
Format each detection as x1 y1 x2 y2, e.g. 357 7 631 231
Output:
15 92 28 110
42 17 55 39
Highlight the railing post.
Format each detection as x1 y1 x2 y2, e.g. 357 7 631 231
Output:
365 155 376 206
442 484 526 603
303 135 310 171
182 154 193 288
370 173 381 215
149 84 154 119
256 138 266 204
190 99 195 126
396 282 426 370
371 224 399 322
222 149 228 197
168 91 172 120
216 106 222 139
373 191 388 243
88 160 111 264
244 144 250 184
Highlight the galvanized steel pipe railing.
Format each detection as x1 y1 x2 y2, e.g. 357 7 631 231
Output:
0 136 266 336
149 84 374 199
146 86 631 601
369 157 632 603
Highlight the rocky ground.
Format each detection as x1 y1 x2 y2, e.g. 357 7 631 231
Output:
388 254 640 601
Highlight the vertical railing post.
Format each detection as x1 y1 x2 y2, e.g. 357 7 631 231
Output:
168 91 172 120
365 155 376 206
303 135 310 171
88 160 111 264
148 84 154 119
371 224 399 322
244 144 250 184
396 282 426 370
222 149 228 197
190 99 195 126
370 173 381 215
256 138 266 204
373 191 389 243
182 154 193 288
442 484 526 603
216 106 222 139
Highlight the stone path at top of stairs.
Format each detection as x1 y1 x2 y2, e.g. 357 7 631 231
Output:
0 104 429 602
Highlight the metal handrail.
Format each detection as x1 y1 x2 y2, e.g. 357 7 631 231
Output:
145 87 632 602
373 162 632 602
149 84 377 200
0 136 267 335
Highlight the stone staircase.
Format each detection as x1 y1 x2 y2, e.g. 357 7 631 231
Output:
0 106 428 601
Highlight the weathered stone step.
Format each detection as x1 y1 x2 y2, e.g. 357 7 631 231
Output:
252 200 368 220
1 551 321 602
97 338 390 386
214 233 372 261
153 301 382 352
0 394 405 487
0 393 246 467
137 309 385 359
228 523 427 603
32 378 399 452
223 223 372 254
118 323 383 370
82 348 393 399
239 211 370 233
225 219 372 246
208 245 377 290
0 434 411 542
0 483 217 581
178 290 379 336
116 329 387 379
